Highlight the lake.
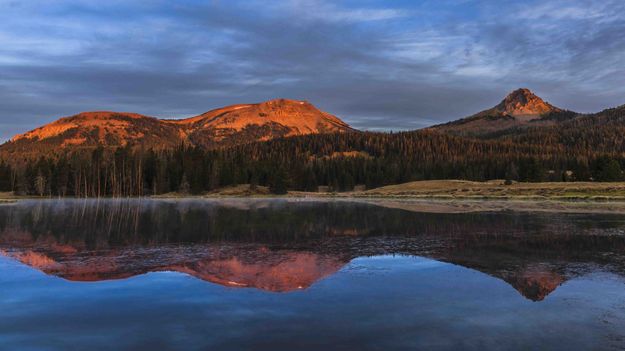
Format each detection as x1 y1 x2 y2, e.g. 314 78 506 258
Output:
1 199 625 350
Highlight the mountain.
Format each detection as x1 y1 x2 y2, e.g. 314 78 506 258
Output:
170 99 353 148
482 88 561 119
428 88 625 156
7 112 183 150
1 99 354 158
431 88 573 136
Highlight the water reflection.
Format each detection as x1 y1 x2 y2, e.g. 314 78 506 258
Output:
1 199 625 302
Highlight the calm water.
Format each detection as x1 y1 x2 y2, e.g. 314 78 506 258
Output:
1 199 625 351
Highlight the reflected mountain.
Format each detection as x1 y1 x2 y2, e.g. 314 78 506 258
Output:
506 266 566 301
1 199 625 300
0 246 348 292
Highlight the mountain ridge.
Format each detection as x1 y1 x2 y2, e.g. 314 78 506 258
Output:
3 89 625 164
2 98 355 157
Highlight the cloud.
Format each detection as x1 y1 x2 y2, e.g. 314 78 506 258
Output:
0 0 625 141
516 1 611 20
278 0 408 23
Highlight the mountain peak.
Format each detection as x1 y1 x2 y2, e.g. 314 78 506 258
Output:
430 88 568 136
261 98 309 106
494 88 560 117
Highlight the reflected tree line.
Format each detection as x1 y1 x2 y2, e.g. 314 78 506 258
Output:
1 200 625 258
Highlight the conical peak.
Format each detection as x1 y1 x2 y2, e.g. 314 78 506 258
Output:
495 88 560 117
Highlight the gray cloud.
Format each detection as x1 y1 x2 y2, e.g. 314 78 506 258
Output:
1 0 625 140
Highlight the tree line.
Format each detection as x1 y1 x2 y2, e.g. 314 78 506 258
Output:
1 129 623 197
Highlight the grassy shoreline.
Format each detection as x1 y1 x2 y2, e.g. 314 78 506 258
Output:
348 180 625 201
3 180 625 202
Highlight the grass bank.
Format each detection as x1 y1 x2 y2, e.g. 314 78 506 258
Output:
3 181 625 201
351 180 625 200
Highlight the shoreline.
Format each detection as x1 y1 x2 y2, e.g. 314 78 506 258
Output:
5 194 625 201
4 180 625 204
5 195 625 215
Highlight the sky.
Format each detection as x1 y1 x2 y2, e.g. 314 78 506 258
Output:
1 0 625 140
